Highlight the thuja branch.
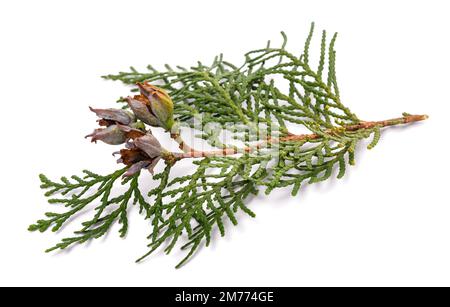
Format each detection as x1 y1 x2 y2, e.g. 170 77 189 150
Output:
30 23 428 268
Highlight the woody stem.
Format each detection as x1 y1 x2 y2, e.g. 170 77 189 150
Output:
169 114 428 160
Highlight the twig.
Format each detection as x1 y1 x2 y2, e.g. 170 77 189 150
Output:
170 114 428 159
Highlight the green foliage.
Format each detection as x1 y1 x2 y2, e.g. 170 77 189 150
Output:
31 23 387 268
29 168 154 250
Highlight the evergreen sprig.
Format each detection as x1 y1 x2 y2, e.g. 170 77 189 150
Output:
30 23 427 268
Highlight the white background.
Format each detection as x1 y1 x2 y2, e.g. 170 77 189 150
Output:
1 0 449 287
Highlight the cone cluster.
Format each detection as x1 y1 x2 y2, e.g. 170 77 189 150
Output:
86 82 174 176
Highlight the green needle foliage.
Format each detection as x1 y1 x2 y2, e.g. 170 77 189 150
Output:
30 23 426 268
